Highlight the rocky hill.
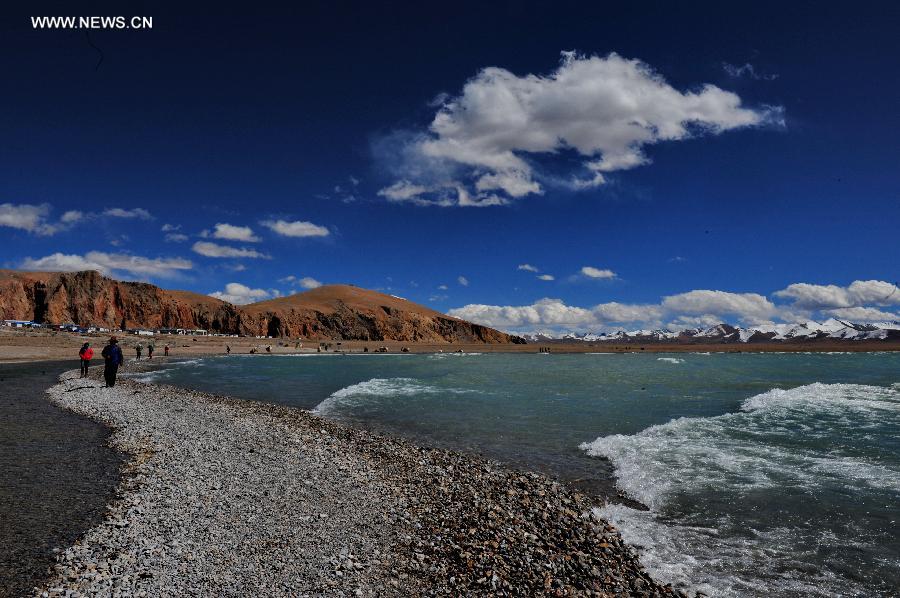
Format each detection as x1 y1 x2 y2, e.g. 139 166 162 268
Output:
239 285 524 343
0 270 241 332
0 270 524 344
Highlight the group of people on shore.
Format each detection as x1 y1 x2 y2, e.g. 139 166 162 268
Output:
78 337 172 387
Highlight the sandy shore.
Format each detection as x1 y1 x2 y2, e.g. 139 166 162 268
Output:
36 372 683 597
3 327 899 364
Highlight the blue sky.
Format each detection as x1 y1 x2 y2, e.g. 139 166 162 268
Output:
1 2 898 332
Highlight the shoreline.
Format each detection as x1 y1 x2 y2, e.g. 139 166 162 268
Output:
3 328 900 364
0 362 121 598
36 371 683 597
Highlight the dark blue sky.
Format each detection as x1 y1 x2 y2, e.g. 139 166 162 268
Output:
2 2 898 331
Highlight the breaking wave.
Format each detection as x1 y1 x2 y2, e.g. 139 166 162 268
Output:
312 377 479 415
581 383 900 597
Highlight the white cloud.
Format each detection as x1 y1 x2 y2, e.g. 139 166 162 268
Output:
210 222 261 242
209 283 272 305
448 280 899 333
537 274 555 281
161 223 180 232
191 241 270 259
21 251 192 278
378 51 780 206
517 264 539 272
827 307 899 322
438 284 448 290
60 210 83 224
847 280 900 305
104 208 152 220
661 290 778 325
378 180 430 203
279 275 323 289
774 280 900 309
164 233 189 243
457 276 469 287
262 219 330 238
298 276 322 289
0 203 57 235
581 266 617 279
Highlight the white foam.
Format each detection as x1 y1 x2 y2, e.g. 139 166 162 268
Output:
312 377 478 415
581 383 900 596
657 357 685 364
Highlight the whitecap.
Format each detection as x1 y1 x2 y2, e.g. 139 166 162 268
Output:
580 383 900 596
657 357 685 364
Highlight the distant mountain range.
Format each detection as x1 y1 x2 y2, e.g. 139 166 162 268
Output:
0 269 524 344
523 319 900 343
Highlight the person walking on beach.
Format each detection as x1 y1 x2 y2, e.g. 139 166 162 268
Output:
164 343 170 357
78 342 93 378
226 344 231 355
135 343 142 360
147 342 154 359
101 337 124 387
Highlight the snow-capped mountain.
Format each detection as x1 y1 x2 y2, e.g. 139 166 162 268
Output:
522 319 900 343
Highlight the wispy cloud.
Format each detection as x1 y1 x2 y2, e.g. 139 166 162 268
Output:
103 207 153 220
722 62 778 81
191 241 270 259
262 219 330 238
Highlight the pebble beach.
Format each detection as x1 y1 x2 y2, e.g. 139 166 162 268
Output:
34 370 683 597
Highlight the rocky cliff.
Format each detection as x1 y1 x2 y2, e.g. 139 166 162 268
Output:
0 270 240 332
0 271 525 344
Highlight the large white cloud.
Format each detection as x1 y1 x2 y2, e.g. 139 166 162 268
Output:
209 283 273 305
378 52 780 206
774 280 899 308
191 241 270 259
21 251 192 278
262 219 330 238
661 290 778 324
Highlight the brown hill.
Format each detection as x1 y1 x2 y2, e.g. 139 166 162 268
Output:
0 270 240 332
240 284 525 343
0 271 524 344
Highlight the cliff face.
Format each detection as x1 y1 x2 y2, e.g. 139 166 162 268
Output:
0 270 240 332
0 272 524 344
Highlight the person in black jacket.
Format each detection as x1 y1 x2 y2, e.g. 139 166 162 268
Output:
101 336 124 387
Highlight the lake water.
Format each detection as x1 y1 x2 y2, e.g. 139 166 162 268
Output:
139 351 900 597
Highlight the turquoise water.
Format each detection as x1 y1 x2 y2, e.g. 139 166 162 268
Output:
142 352 900 597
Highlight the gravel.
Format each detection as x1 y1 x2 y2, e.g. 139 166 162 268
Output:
37 371 686 597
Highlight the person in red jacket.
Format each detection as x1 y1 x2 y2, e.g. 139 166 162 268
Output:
78 342 94 378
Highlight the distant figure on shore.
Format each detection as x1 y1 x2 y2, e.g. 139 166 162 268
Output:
101 337 124 387
226 345 231 355
135 343 142 360
78 342 93 378
147 343 154 359
164 343 170 357
265 345 272 353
